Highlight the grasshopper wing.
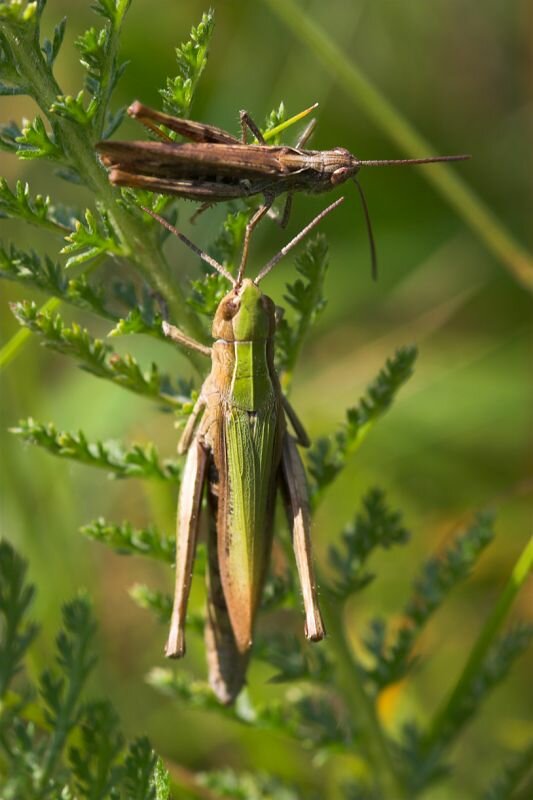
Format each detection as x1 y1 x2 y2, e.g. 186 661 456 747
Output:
97 140 287 179
217 399 282 654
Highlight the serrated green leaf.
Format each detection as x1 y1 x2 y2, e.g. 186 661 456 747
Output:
102 104 126 138
61 206 126 267
262 101 286 145
209 208 248 269
187 271 229 321
122 737 157 800
147 668 262 726
11 301 188 407
81 518 174 563
0 540 39 698
68 700 124 797
0 244 65 293
159 9 215 118
75 3 129 137
197 768 302 800
276 233 329 384
150 757 171 800
257 632 332 685
38 596 98 790
293 689 352 749
364 513 494 689
0 0 39 26
129 584 173 624
329 488 410 600
0 178 74 231
41 16 66 66
10 418 181 481
15 115 62 159
92 0 132 26
309 346 418 503
50 91 98 126
0 120 23 152
184 208 247 321
0 540 163 797
76 26 109 88
0 244 117 322
108 307 167 341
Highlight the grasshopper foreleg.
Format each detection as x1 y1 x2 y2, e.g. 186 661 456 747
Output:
280 434 325 642
166 437 208 658
162 320 212 357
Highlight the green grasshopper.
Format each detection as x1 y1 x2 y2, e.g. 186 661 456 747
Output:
152 197 343 704
97 101 470 278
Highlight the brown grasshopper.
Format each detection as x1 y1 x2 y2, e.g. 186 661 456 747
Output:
151 197 343 704
97 101 470 278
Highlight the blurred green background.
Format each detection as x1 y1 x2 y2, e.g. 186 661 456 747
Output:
1 1 532 797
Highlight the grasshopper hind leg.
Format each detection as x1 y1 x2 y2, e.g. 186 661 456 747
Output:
165 438 207 658
280 434 325 642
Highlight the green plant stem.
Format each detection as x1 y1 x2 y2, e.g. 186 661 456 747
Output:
1 22 205 352
320 591 406 799
263 0 533 292
425 535 533 752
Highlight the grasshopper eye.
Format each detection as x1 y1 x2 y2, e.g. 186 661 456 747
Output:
331 166 353 185
221 299 240 320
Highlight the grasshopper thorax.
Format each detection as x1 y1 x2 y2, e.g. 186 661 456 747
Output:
212 279 276 343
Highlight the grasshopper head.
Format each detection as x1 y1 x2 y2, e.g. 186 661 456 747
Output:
212 279 276 342
329 149 360 186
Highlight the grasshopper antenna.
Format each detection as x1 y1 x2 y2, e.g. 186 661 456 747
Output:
353 178 377 281
357 154 471 167
255 197 344 284
140 206 236 286
352 154 470 279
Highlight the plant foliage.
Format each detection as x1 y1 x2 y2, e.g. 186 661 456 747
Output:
0 539 165 799
0 3 531 799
